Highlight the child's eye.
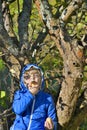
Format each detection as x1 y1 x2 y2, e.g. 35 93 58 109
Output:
24 75 30 80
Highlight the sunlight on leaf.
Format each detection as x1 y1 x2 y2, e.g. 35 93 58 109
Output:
0 91 6 98
48 0 56 5
0 59 5 70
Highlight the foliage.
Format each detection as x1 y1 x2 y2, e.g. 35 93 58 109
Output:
0 64 11 110
48 0 87 38
0 91 6 98
9 0 23 35
79 119 87 130
0 58 5 70
0 94 8 110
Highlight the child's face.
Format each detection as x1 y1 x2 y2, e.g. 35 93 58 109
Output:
23 69 41 95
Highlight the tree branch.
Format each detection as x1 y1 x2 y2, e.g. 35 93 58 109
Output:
31 27 48 50
0 1 19 56
18 0 32 51
0 107 14 119
0 33 19 56
60 0 84 23
0 0 4 29
34 0 64 56
2 1 15 37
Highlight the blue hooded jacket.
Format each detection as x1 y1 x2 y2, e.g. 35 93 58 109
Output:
10 64 57 130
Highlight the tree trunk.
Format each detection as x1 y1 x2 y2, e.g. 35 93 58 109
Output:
56 30 84 129
0 119 4 130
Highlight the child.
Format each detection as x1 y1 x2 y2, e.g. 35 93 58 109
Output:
10 64 57 130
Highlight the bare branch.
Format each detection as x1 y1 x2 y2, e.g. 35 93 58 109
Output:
0 1 19 56
18 0 32 50
0 107 13 119
31 27 48 49
0 33 19 56
34 0 64 56
60 0 84 22
0 0 4 29
2 1 15 37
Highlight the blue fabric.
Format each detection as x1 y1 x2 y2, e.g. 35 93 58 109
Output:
10 64 57 130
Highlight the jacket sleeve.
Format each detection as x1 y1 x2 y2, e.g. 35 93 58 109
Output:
12 90 34 115
46 95 58 130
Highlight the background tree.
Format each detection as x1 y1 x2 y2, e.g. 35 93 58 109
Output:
0 0 87 130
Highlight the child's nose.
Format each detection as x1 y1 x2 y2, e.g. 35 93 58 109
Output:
31 75 35 80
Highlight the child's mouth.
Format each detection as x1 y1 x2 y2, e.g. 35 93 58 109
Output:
31 81 38 87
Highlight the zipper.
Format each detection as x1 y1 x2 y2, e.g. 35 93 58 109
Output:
11 124 14 130
27 97 35 130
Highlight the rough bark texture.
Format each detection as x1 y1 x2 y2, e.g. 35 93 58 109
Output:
56 36 83 127
18 0 32 50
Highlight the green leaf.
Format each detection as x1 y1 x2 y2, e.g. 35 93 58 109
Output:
0 91 6 98
0 59 5 70
85 16 87 22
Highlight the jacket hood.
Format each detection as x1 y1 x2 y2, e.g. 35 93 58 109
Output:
20 64 44 92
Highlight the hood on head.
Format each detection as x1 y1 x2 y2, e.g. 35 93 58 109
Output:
20 64 44 92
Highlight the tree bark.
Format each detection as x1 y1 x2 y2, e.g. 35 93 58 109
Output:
0 119 4 130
